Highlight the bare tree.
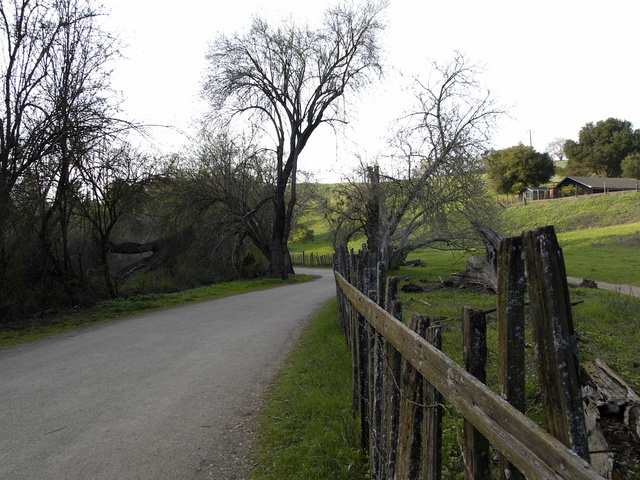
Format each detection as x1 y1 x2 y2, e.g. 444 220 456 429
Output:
203 1 386 278
546 137 567 162
74 141 151 297
41 0 122 284
329 53 503 268
186 129 275 276
0 0 126 318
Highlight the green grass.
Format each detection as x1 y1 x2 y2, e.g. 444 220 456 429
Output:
502 191 640 234
0 275 313 347
250 299 367 480
571 287 640 388
393 224 640 287
558 223 640 285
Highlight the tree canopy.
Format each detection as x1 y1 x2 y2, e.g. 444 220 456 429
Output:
564 118 640 177
485 144 555 195
621 152 640 179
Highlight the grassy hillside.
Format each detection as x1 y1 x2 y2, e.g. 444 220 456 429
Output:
501 191 640 234
500 192 640 285
558 223 640 285
291 190 640 286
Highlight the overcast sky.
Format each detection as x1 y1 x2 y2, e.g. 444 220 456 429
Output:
103 0 640 181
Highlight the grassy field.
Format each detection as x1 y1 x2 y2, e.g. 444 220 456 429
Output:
501 192 640 285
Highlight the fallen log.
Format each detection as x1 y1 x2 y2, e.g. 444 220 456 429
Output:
449 223 502 292
581 359 640 478
108 227 194 278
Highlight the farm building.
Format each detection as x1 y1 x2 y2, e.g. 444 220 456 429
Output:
554 176 639 196
524 186 552 201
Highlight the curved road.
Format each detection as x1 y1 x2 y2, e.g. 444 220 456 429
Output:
0 268 336 480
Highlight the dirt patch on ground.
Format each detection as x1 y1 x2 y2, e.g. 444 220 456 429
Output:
195 403 260 479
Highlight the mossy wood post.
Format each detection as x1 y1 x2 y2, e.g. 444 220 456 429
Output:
340 248 358 419
497 236 526 480
377 266 390 478
335 246 349 338
396 314 430 479
385 292 402 479
364 251 384 479
462 307 491 479
422 325 443 480
358 302 370 452
523 225 590 462
335 271 604 480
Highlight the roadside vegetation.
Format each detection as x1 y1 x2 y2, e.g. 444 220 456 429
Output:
0 275 312 347
250 300 367 480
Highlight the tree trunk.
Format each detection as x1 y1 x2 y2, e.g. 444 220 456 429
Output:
269 158 295 279
364 165 381 253
269 188 289 279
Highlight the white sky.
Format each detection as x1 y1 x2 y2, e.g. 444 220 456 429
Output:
103 0 640 182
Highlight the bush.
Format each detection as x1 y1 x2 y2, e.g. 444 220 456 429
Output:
291 225 315 243
622 152 640 179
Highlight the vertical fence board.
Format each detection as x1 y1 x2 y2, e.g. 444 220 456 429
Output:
422 325 443 480
462 307 491 480
358 305 370 451
523 226 590 462
397 313 430 479
385 299 402 479
497 236 526 480
368 289 382 479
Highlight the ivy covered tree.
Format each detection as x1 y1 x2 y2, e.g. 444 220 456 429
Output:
564 118 640 177
485 144 555 195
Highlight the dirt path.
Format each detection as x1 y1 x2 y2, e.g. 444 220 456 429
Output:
567 277 640 297
0 268 335 480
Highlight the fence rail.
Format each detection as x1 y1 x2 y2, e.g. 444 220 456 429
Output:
334 226 607 480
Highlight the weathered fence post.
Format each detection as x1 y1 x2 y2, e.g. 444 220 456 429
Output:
334 266 604 480
462 307 491 480
385 279 402 479
523 226 590 462
396 313 430 479
358 298 370 452
497 236 526 480
422 325 443 480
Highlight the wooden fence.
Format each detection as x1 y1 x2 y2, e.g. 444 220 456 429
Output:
334 225 606 480
291 251 333 267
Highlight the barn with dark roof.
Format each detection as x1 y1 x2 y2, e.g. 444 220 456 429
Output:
554 176 639 196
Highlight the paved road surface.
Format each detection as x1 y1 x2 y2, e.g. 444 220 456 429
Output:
0 268 336 480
